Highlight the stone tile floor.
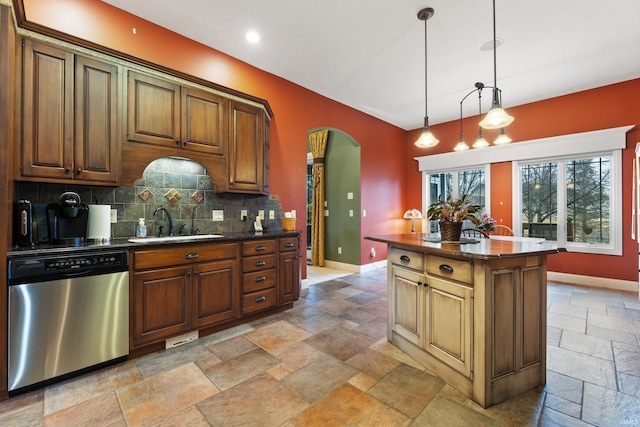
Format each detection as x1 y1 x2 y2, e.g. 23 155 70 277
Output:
1 267 639 426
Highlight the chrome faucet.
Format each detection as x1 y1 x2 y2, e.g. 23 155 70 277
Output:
153 207 173 236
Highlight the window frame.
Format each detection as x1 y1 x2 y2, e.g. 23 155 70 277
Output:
513 150 622 255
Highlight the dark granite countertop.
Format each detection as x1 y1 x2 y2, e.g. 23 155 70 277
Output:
7 230 301 259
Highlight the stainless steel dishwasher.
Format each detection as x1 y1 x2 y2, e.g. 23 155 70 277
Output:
8 250 129 392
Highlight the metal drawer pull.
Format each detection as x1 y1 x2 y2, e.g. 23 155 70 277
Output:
256 276 266 282
255 261 266 266
439 264 454 273
255 245 266 251
185 253 200 259
285 242 294 247
400 255 411 262
255 296 266 303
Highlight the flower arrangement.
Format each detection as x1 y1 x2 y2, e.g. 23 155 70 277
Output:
476 212 497 231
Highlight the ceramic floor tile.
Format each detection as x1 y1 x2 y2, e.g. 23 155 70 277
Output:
269 340 324 370
244 319 312 352
304 325 375 361
368 338 426 371
412 392 505 426
44 361 142 415
368 363 444 418
613 345 640 376
314 297 361 316
357 296 388 318
347 371 378 392
345 290 383 305
582 382 640 426
618 372 640 399
281 353 359 404
588 311 640 336
477 388 546 427
291 383 410 427
548 302 588 319
197 347 280 390
608 305 640 322
541 393 582 419
42 392 124 427
544 370 584 405
345 347 401 380
146 405 210 427
587 323 640 346
339 307 377 325
285 311 346 335
547 345 617 390
134 341 214 378
0 402 43 427
351 316 388 341
197 372 308 427
117 363 218 427
538 406 592 427
0 389 42 419
547 312 586 333
206 335 258 361
559 330 613 360
197 324 255 346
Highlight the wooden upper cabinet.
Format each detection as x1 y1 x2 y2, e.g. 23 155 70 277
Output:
21 39 120 184
127 71 180 148
182 87 227 155
21 39 73 180
127 71 227 155
228 100 266 194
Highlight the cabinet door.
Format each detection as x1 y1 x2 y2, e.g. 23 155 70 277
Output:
182 87 227 155
390 266 425 346
74 55 119 183
192 259 240 328
133 265 192 347
228 100 264 193
127 71 180 147
21 39 74 179
425 276 473 379
278 239 300 304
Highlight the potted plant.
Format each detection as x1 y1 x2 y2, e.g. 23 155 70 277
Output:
427 195 479 241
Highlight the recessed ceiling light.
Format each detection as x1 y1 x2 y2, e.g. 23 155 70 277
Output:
479 38 503 51
246 30 260 44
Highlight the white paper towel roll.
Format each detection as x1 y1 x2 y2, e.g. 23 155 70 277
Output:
87 205 112 242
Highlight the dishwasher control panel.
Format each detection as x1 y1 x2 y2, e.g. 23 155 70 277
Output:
8 250 129 284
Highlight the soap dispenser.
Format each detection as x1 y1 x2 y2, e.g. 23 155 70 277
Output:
136 218 147 237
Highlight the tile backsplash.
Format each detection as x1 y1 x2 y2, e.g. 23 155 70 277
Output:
16 157 284 244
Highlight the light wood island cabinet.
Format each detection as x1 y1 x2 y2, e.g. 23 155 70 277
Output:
368 234 564 408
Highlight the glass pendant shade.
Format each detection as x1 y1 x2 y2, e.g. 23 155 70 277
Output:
472 129 490 149
494 128 512 145
479 105 514 129
414 117 439 148
454 139 470 152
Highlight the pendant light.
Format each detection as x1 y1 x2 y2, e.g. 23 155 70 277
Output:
472 90 489 148
479 0 514 130
494 128 512 145
414 7 439 148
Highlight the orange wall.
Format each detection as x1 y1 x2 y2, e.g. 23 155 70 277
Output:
406 80 640 282
21 0 408 273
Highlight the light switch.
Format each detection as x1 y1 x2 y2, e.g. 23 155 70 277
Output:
349 210 354 217
269 210 275 219
347 192 353 200
240 209 247 219
362 210 367 217
258 210 265 220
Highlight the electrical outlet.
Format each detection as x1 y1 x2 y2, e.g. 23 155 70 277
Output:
212 210 224 221
269 210 275 219
370 247 376 258
258 210 265 220
338 247 342 254
240 209 247 220
349 209 354 217
110 209 117 223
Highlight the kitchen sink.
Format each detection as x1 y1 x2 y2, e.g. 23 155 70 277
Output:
128 234 224 243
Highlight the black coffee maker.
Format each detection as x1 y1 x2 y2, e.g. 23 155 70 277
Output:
46 192 89 246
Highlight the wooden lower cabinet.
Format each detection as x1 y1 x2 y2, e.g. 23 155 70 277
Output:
278 236 300 304
131 243 240 349
387 246 547 408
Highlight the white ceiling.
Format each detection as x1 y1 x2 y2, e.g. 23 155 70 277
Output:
102 0 640 131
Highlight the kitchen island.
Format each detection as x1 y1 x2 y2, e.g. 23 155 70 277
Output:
365 233 565 408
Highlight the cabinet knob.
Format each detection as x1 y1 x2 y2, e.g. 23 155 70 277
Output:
418 281 422 286
424 282 428 287
76 168 81 174
175 139 180 145
65 166 71 173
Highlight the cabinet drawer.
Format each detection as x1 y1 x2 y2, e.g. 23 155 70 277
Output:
242 254 277 273
243 239 276 256
133 242 239 270
243 287 277 314
389 247 424 272
279 237 298 252
243 268 277 293
426 255 472 284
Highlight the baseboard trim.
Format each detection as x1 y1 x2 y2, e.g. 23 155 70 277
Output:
547 271 638 293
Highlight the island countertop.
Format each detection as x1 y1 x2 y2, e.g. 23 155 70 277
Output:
365 233 565 260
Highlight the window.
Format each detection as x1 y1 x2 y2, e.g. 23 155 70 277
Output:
426 166 488 232
517 153 621 255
